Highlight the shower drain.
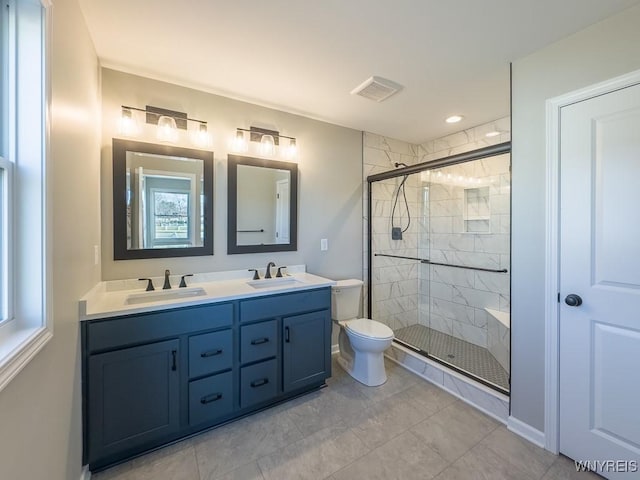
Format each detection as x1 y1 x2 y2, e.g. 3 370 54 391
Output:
447 354 455 359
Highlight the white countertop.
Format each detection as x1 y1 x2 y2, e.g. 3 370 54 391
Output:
79 265 336 321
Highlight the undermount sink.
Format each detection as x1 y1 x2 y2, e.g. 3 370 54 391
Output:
246 277 303 289
125 287 207 305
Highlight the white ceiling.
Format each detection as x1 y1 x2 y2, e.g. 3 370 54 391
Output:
79 0 640 144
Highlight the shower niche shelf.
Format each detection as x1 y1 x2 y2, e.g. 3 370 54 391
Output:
463 186 490 233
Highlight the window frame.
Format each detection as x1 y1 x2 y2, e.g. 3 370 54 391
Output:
0 0 52 392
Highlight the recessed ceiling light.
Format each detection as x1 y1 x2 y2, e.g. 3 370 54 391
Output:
445 115 463 124
485 131 501 138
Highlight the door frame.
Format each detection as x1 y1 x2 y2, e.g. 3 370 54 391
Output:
544 68 640 454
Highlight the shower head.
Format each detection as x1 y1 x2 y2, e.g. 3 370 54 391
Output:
395 162 408 168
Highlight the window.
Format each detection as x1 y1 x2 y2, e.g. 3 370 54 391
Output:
0 0 51 391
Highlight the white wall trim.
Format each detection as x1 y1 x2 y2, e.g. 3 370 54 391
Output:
79 465 91 480
331 343 339 355
544 67 640 454
508 416 545 449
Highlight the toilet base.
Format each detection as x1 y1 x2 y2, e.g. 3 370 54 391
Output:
337 350 388 387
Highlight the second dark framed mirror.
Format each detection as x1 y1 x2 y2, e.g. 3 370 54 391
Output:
227 154 298 254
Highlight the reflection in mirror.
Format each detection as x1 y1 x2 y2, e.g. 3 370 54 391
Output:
113 139 213 260
228 155 297 254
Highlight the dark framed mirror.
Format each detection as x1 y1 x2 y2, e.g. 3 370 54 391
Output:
113 138 214 260
227 154 298 254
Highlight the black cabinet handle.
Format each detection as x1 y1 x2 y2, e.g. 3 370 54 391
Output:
250 378 269 388
285 326 290 343
171 350 177 371
250 337 269 346
201 349 223 358
200 393 222 404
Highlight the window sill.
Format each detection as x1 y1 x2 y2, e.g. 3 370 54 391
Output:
0 324 52 392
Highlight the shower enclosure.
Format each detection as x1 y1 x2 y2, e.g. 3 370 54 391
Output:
367 143 511 394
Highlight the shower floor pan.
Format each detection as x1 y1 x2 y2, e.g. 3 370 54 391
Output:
394 324 509 393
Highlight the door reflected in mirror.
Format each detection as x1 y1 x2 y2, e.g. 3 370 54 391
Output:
228 155 297 254
113 139 213 260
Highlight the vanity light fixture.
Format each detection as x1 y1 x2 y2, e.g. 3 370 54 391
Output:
231 128 249 153
156 115 178 143
119 105 211 147
191 122 213 148
118 107 140 136
284 138 297 160
259 134 276 157
232 127 297 159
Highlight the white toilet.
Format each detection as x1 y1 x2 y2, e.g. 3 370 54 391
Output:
331 279 394 387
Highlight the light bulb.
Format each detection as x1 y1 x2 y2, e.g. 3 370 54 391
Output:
445 115 463 124
156 115 178 142
231 129 248 153
191 123 212 148
260 134 276 157
284 138 297 159
118 107 139 136
485 131 501 138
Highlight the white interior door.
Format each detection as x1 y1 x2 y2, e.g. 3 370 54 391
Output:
275 179 290 244
559 82 640 478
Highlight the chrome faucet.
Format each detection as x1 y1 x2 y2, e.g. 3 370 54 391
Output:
265 262 276 279
163 269 172 290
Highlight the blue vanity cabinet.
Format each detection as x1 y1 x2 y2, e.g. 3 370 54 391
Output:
82 286 332 472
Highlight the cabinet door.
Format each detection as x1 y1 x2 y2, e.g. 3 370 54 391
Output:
282 310 330 393
88 339 180 463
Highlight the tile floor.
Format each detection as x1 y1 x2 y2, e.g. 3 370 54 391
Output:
93 356 599 480
394 324 510 392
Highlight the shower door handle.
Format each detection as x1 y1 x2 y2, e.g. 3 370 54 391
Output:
564 294 583 307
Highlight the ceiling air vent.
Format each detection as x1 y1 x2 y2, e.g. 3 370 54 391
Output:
350 76 403 102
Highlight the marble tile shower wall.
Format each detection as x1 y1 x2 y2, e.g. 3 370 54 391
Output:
422 154 511 348
417 116 510 163
363 133 420 327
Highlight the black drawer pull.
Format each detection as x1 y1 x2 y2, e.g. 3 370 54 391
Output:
285 326 290 343
200 393 222 404
171 350 177 371
250 337 269 346
201 349 223 358
250 378 269 388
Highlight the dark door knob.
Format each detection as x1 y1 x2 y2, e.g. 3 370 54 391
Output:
565 294 583 307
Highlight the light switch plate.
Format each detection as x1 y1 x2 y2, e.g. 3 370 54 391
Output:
320 238 328 251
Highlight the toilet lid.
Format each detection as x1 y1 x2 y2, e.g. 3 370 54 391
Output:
345 318 394 340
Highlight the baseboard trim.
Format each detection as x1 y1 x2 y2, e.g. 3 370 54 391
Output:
80 465 91 480
507 416 546 448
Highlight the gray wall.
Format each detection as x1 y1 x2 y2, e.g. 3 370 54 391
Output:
511 3 640 432
0 0 101 478
101 69 363 282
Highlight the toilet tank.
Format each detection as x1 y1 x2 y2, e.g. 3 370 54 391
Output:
331 279 364 321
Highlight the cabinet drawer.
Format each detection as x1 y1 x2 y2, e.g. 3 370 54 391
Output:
240 288 330 323
189 330 233 378
240 359 278 409
240 320 277 365
86 303 234 353
188 371 234 426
